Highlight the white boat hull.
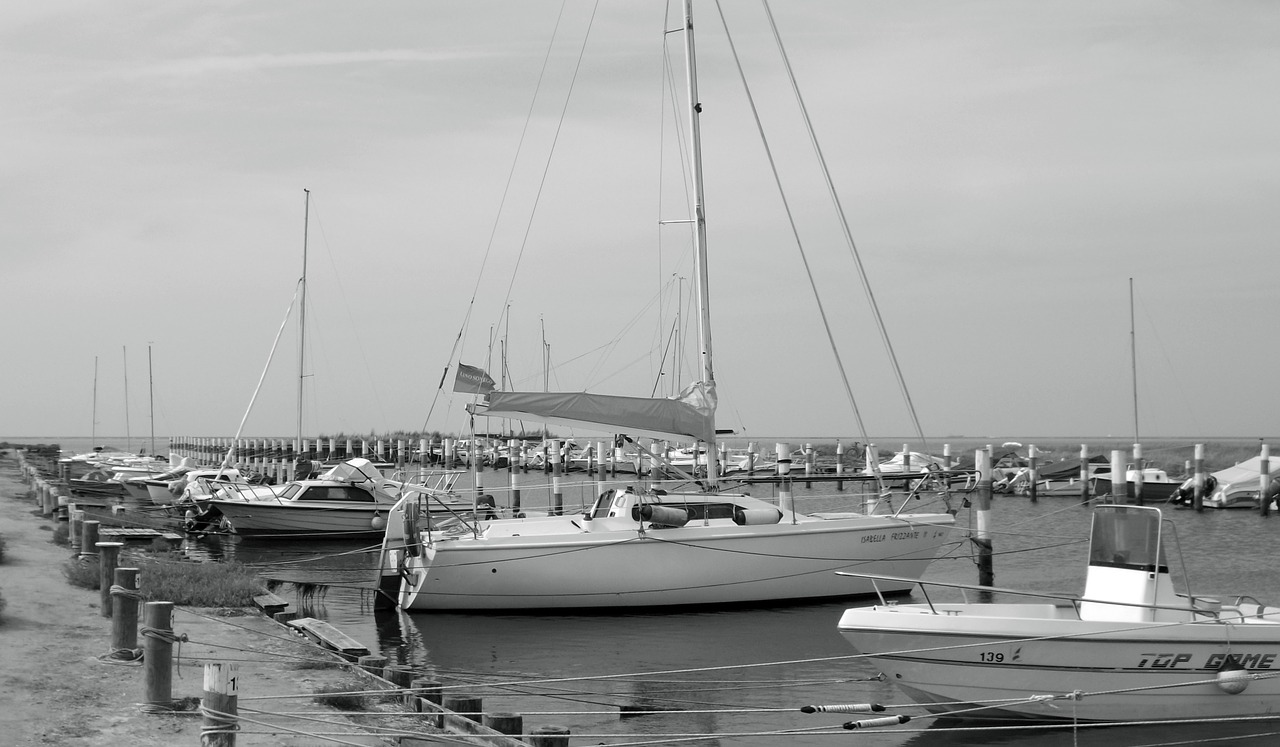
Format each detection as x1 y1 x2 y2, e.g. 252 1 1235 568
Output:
209 500 390 537
397 513 954 610
838 601 1280 722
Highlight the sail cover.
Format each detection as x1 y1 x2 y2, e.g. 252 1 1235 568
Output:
473 383 716 443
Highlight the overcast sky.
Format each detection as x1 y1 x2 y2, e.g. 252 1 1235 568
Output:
3 1 1278 444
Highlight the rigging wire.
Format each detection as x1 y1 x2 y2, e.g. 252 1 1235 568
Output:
419 0 581 434
760 0 930 449
711 0 872 449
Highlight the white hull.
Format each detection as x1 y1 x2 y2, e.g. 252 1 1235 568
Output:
209 500 388 536
838 601 1280 722
394 509 953 610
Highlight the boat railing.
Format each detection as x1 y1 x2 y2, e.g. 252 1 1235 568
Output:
836 571 1229 622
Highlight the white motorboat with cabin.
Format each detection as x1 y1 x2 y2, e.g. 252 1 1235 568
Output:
196 458 475 538
836 504 1280 723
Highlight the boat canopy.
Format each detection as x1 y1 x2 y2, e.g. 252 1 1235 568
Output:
318 458 382 487
472 383 716 443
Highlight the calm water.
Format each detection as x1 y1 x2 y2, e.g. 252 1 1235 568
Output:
26 436 1280 745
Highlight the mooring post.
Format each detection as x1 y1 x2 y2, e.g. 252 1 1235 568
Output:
776 443 793 514
1110 450 1126 503
143 601 175 709
1027 445 1038 502
202 662 239 747
596 440 607 497
509 439 521 515
96 541 125 617
975 449 994 587
80 520 100 560
1079 444 1090 505
443 694 484 724
68 508 83 553
358 654 387 679
1193 443 1205 512
110 567 141 657
485 712 524 736
410 678 443 727
1261 445 1271 518
804 443 814 489
835 439 844 491
550 440 563 516
529 725 572 746
1133 443 1145 505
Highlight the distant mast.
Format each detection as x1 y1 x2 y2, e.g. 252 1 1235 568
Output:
91 356 98 445
298 189 310 447
148 343 155 456
681 0 718 485
1129 277 1138 442
122 345 131 453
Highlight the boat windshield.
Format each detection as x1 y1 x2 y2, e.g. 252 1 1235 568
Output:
1088 506 1167 571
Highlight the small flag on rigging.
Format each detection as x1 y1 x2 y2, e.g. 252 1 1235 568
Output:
453 363 496 394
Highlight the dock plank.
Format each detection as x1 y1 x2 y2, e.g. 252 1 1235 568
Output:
286 617 370 658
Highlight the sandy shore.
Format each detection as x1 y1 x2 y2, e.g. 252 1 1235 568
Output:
0 453 406 746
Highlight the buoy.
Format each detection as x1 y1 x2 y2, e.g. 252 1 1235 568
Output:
801 703 885 714
1217 657 1249 694
371 514 386 530
844 714 910 729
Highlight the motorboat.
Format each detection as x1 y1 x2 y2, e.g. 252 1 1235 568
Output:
836 504 1280 723
379 484 955 611
1202 456 1280 510
194 458 475 538
1088 465 1182 502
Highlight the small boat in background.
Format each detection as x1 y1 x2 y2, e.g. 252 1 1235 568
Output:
837 504 1280 723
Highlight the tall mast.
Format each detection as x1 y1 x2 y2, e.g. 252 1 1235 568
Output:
681 0 718 485
298 189 310 447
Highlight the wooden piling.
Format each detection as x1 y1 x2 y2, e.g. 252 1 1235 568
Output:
974 449 994 587
96 542 125 617
551 440 563 516
1079 444 1090 504
1133 443 1145 505
835 439 844 491
1193 443 1205 512
1110 450 1126 503
776 443 793 514
443 694 483 724
410 678 443 727
484 712 524 736
1261 445 1271 518
358 654 388 679
202 662 239 747
110 567 141 656
1028 445 1038 502
529 725 572 746
80 519 100 559
143 601 175 708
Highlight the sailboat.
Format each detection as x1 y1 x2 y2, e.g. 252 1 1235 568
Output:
375 1 956 611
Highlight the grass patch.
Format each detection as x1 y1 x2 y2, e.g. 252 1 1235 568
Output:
133 555 267 606
312 681 371 711
61 553 266 606
62 555 99 589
